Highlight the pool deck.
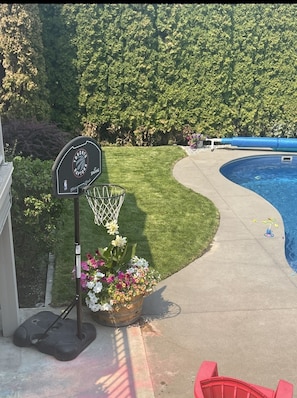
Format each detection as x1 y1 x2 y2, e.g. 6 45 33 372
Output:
1 146 297 397
142 146 297 397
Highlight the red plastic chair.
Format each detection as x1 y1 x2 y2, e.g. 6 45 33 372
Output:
194 361 293 398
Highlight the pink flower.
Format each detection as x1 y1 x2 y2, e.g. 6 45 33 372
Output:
105 275 115 283
81 261 89 271
80 273 87 288
86 253 103 269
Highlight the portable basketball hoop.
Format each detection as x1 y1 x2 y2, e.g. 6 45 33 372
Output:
84 183 126 226
13 136 102 361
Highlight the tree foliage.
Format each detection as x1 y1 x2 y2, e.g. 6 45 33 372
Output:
2 4 297 142
39 4 80 133
0 4 50 121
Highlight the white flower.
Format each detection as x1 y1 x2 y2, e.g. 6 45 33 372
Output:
111 235 127 248
126 266 137 274
93 281 103 293
106 220 119 235
99 302 113 311
86 280 95 289
88 302 101 312
130 256 149 268
87 291 98 303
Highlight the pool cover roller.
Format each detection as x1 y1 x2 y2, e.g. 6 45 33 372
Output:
220 137 297 151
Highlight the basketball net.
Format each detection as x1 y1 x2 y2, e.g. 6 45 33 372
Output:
84 184 125 226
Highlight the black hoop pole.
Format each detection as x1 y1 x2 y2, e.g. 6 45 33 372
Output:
74 197 82 340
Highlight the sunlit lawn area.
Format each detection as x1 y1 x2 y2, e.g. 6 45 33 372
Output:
51 146 219 306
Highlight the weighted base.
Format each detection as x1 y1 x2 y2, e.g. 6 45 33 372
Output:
13 310 96 361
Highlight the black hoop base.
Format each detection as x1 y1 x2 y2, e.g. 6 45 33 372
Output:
13 311 96 361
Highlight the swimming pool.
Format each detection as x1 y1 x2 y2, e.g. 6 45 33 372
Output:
220 154 297 273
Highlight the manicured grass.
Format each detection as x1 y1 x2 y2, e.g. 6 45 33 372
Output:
51 146 220 306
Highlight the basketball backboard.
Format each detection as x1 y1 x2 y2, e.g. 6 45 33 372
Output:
52 136 102 198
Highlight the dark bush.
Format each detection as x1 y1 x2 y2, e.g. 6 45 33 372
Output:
2 119 72 160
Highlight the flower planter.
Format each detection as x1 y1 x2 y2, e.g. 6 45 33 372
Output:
78 220 160 326
91 295 144 327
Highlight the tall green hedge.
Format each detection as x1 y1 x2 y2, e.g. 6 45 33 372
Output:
2 4 297 142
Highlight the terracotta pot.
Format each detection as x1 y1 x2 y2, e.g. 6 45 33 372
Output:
91 295 144 327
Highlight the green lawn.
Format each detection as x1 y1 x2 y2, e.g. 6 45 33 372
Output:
51 146 220 306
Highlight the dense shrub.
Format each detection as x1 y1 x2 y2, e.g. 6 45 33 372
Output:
10 156 66 307
2 119 72 160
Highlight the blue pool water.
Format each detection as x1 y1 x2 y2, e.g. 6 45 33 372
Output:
220 154 297 272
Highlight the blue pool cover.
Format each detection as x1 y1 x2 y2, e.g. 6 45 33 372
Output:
221 137 297 151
